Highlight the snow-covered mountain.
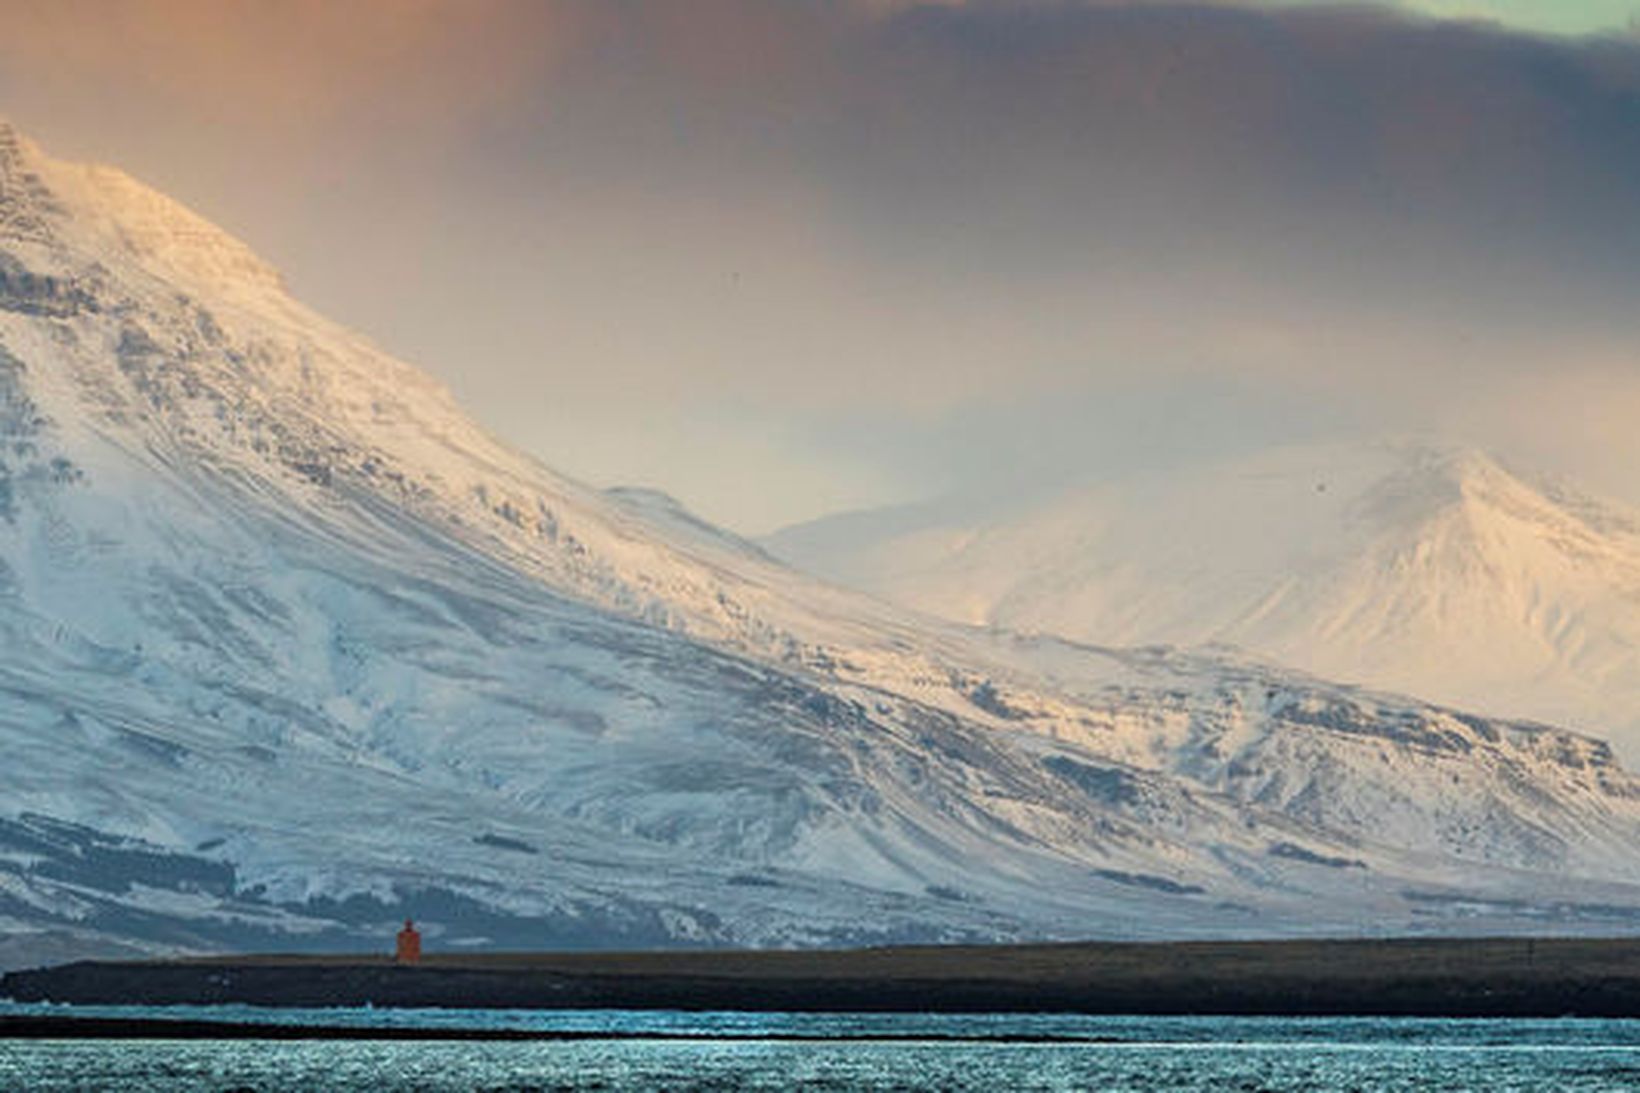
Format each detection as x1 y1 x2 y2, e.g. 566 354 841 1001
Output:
6 123 1640 966
768 440 1640 761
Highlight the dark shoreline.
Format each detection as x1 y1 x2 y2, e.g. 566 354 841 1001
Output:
8 937 1640 1019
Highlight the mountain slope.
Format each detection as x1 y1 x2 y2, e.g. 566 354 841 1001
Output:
769 441 1640 760
6 123 1640 963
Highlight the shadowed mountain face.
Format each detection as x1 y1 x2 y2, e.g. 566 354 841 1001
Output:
6 122 1640 964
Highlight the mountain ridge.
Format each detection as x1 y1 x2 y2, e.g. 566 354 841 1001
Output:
769 439 1640 759
5 127 1640 964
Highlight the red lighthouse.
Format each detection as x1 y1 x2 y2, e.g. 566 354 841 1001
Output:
395 918 422 964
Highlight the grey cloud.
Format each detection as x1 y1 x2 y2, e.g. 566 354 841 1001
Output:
605 3 1640 282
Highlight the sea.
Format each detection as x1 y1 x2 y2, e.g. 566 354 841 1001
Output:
4 1004 1640 1091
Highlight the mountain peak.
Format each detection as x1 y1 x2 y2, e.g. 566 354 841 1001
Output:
1368 442 1616 551
770 436 1640 758
1345 439 1539 522
1 125 283 296
0 122 62 247
1413 444 1520 496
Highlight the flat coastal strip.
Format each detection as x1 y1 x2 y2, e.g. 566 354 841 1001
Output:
8 937 1640 1017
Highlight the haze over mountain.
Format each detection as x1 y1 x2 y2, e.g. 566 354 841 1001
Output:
7 126 1640 965
769 440 1640 761
4 1 1640 532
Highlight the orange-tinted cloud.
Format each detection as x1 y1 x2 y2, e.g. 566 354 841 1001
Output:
0 0 579 134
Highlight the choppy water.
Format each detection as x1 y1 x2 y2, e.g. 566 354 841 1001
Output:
5 1005 1640 1090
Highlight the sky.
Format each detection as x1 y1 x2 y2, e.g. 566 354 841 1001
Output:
1390 0 1637 36
2 0 1639 532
